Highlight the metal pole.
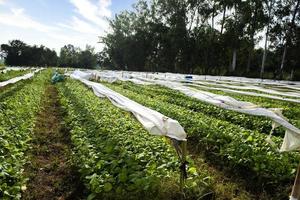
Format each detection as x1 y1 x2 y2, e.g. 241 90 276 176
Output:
290 162 300 200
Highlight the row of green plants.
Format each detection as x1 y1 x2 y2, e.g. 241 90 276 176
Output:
189 82 300 100
57 79 211 200
191 84 300 119
0 70 48 199
0 69 31 82
191 85 300 129
0 78 33 101
102 81 299 198
110 81 280 135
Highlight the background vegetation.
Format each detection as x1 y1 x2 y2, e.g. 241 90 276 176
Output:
99 0 300 80
1 0 299 80
0 40 98 69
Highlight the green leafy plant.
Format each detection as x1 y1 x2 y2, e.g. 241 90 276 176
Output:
57 79 211 199
0 70 49 199
102 80 300 194
0 69 31 82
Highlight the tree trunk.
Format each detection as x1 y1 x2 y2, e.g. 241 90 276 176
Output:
246 50 253 73
230 49 237 72
279 0 300 76
212 14 214 30
230 3 238 74
260 30 269 78
261 0 274 78
246 2 258 73
221 5 226 35
211 2 216 30
188 8 196 32
280 44 287 71
290 68 295 80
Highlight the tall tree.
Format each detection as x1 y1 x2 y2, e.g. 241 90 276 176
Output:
243 0 265 73
279 0 300 78
260 0 275 78
1 40 58 67
99 0 300 80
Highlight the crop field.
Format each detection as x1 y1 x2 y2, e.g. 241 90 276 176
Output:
0 69 31 82
1 68 300 200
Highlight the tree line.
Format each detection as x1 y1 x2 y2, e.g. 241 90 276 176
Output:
99 0 300 80
0 40 98 69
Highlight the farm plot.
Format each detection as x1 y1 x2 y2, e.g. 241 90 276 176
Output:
56 79 211 200
0 69 31 82
0 70 212 200
1 68 300 200
0 70 48 198
0 77 33 100
100 80 300 199
186 85 300 130
103 81 297 135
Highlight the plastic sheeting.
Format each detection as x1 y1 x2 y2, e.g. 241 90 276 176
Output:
91 70 300 103
156 81 300 152
186 83 300 104
0 69 42 88
70 70 187 141
198 79 300 92
0 67 29 73
91 70 300 91
160 72 300 101
184 73 300 86
128 71 300 100
92 70 300 152
159 82 300 151
191 80 300 98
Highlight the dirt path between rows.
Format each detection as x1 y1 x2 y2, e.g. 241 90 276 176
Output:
22 85 84 200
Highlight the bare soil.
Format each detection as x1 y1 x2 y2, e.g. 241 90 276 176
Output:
22 85 85 200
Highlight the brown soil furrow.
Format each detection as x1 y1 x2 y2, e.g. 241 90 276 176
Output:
22 85 85 200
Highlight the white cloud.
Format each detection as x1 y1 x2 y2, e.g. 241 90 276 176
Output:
0 8 58 32
58 16 103 34
0 2 110 53
98 0 112 18
0 0 5 5
69 0 111 29
0 21 104 53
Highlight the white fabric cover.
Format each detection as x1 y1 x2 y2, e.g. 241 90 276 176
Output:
0 69 41 87
70 70 187 141
289 196 298 200
186 83 300 104
122 71 300 101
0 67 29 73
153 81 300 152
191 80 300 98
90 70 300 93
92 70 300 152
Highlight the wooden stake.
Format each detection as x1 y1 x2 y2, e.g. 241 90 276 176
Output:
180 141 187 193
291 162 300 200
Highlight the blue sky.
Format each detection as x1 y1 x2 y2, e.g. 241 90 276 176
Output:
0 0 136 52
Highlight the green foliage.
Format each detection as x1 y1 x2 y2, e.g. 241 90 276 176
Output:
200 88 300 130
59 44 97 69
0 40 58 67
0 40 99 69
110 81 282 135
100 0 300 80
0 69 31 82
0 70 49 199
57 79 211 199
103 80 300 193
